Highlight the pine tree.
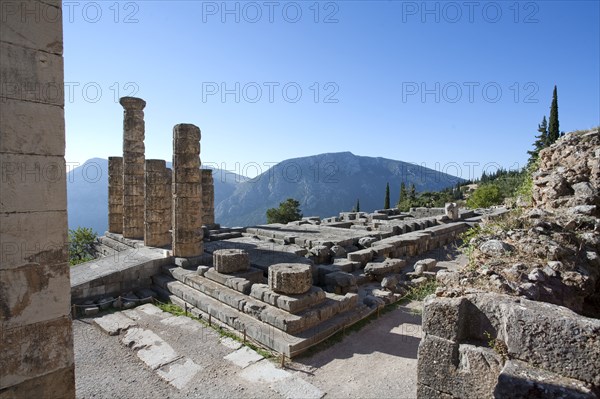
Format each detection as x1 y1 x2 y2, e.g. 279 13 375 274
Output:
409 184 416 201
384 183 390 209
548 85 560 144
527 116 548 166
356 198 360 212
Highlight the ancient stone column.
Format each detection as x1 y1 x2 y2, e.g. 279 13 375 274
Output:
120 96 146 239
144 160 170 247
108 156 123 233
172 124 203 257
201 169 215 227
165 167 173 233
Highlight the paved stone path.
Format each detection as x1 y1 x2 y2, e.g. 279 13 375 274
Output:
75 300 423 398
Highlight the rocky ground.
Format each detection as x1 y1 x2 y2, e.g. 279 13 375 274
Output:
435 129 600 318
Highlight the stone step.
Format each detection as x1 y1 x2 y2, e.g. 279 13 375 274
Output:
151 282 373 358
98 235 133 252
104 231 144 248
153 270 360 335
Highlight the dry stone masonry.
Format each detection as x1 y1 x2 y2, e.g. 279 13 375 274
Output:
144 160 171 247
108 156 124 234
172 124 204 258
120 96 146 239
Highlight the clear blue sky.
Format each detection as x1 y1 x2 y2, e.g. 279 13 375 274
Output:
63 1 599 180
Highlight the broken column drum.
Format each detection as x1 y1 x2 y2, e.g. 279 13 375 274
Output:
213 249 250 274
144 159 170 247
120 96 146 239
172 124 203 257
268 263 312 295
108 156 123 233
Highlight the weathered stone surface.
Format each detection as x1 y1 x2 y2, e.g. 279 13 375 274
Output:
479 239 513 256
1 6 75 396
364 258 407 277
268 263 312 295
494 359 597 399
144 159 171 247
249 284 326 314
120 96 146 239
93 312 137 336
323 271 357 295
418 293 600 398
444 202 459 220
172 124 203 258
201 169 215 226
108 157 124 233
213 249 250 273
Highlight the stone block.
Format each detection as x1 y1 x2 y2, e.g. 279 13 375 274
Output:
0 98 65 155
0 42 64 106
347 248 374 266
364 259 407 277
0 153 66 213
417 335 502 399
0 316 74 389
268 263 312 295
0 262 71 328
422 296 468 342
0 211 68 270
213 249 250 274
494 359 596 399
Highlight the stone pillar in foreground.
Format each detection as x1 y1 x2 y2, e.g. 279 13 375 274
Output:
144 160 170 247
268 263 312 295
108 157 123 233
120 96 146 239
165 167 173 233
201 169 215 227
172 124 203 257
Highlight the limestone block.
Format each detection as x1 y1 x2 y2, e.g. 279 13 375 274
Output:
0 42 64 106
268 263 312 295
0 98 65 155
0 210 68 270
347 248 374 266
0 316 74 389
494 359 596 398
0 153 66 213
213 249 250 274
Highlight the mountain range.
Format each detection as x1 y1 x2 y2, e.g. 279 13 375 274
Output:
67 153 462 233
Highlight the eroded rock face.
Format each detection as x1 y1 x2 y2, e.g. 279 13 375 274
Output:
533 129 599 213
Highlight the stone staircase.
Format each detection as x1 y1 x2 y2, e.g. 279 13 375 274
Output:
151 264 372 357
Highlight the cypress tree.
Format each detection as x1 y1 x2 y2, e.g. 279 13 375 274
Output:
527 116 548 166
384 183 390 209
398 182 407 206
409 184 416 201
548 85 560 144
356 198 360 212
